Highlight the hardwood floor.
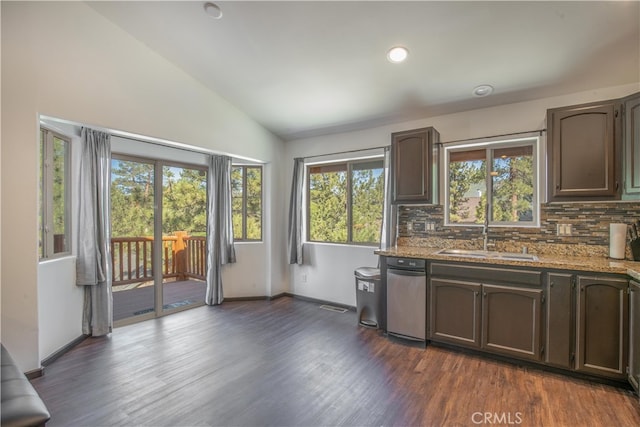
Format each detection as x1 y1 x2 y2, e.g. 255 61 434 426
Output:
31 297 640 426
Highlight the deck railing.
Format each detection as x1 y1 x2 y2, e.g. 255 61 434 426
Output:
111 232 206 287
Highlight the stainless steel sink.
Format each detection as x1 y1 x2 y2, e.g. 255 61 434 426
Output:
435 249 491 258
435 248 538 261
497 253 539 261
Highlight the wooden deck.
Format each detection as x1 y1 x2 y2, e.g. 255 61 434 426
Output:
112 279 206 322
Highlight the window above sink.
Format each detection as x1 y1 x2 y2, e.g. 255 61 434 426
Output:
443 134 541 228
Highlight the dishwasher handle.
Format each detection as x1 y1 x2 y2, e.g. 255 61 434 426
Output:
387 269 426 277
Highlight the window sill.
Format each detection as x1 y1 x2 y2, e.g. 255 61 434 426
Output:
39 254 76 265
305 241 379 249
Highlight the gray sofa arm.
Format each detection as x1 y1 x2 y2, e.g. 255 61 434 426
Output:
1 344 50 427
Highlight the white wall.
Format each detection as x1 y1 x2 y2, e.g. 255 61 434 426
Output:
1 1 286 372
285 83 639 306
292 244 379 307
37 257 84 361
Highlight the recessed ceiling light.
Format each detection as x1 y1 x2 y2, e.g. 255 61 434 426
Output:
204 2 222 19
387 46 409 63
472 85 494 97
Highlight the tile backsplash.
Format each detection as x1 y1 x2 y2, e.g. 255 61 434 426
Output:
398 202 640 259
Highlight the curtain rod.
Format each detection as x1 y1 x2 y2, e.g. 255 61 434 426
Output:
440 129 546 145
112 132 215 156
300 144 390 161
111 132 264 164
299 128 545 160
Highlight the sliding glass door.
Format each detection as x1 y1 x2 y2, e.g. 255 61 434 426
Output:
111 155 207 325
161 164 207 312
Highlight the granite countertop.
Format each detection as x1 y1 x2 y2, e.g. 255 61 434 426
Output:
375 246 640 281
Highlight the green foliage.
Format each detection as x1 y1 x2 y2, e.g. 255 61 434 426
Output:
309 170 348 242
162 167 207 235
448 160 485 223
309 162 384 244
491 155 534 222
351 169 384 243
448 147 534 224
52 137 67 236
231 166 262 240
111 160 207 238
111 160 155 237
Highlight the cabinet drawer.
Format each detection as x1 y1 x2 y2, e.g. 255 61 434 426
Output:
430 262 541 286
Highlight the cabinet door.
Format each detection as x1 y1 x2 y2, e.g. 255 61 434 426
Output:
482 284 543 361
576 276 628 379
545 273 574 369
429 278 481 348
391 128 438 204
624 92 640 196
547 101 620 201
629 280 640 399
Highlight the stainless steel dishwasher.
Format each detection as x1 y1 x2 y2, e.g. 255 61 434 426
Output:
386 257 426 342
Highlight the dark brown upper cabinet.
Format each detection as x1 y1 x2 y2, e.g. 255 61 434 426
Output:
623 92 640 197
391 127 440 204
547 100 622 201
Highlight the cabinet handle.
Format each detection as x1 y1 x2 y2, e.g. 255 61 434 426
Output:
556 184 560 190
550 281 554 287
483 291 487 297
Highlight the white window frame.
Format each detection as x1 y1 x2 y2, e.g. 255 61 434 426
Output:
443 135 541 228
40 127 72 259
231 164 263 242
305 156 385 246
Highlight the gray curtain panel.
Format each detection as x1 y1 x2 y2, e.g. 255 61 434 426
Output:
287 158 304 264
77 127 113 336
205 155 236 306
380 146 393 250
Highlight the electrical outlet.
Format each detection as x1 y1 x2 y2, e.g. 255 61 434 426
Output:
556 223 573 236
301 274 307 283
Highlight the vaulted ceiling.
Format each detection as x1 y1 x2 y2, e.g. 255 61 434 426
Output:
88 1 640 140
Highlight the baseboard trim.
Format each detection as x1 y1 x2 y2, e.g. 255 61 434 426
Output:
25 368 44 380
224 292 355 312
41 334 89 368
284 293 356 312
224 296 270 302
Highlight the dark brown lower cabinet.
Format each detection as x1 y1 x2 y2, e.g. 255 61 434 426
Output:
427 261 633 384
545 273 574 369
576 276 628 379
429 279 481 348
428 275 543 361
629 280 640 401
482 284 543 361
